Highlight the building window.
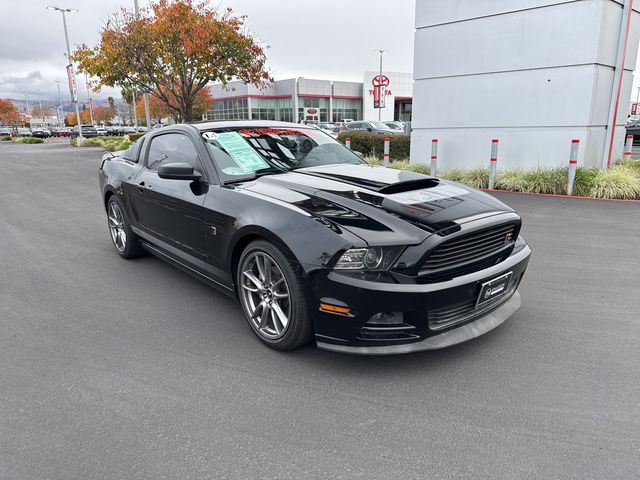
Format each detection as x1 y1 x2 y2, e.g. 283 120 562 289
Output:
208 98 249 120
332 98 361 122
299 97 329 122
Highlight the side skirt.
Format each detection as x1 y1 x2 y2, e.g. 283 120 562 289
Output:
139 239 236 299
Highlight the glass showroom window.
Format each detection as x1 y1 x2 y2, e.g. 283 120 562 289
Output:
332 98 362 122
211 98 249 120
251 98 276 120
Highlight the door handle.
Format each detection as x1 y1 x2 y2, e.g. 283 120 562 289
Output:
137 181 152 192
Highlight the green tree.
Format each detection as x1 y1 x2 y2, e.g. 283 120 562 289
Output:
72 0 270 122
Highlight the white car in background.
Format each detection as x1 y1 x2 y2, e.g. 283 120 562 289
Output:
96 127 108 136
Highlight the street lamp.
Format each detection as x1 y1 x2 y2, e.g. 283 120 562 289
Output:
47 5 83 141
133 0 152 128
55 80 64 128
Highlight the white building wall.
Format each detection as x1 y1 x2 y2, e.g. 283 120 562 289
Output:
411 0 640 169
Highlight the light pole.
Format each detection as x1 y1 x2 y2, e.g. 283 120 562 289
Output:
376 49 387 121
36 89 44 125
56 80 64 127
84 73 95 125
133 0 152 128
47 5 83 141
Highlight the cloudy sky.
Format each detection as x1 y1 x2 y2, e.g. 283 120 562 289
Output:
0 0 416 105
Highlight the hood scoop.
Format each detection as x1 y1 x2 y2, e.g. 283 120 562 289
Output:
377 178 440 194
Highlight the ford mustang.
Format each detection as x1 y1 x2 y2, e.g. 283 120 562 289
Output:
99 121 531 354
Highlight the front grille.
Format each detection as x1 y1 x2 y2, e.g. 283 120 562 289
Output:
419 224 517 282
428 281 518 331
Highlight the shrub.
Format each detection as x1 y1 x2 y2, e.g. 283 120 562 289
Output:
572 167 598 197
12 137 44 144
129 132 145 142
387 160 430 175
589 166 640 199
82 138 104 147
459 167 489 189
616 158 640 174
337 131 410 160
438 168 466 183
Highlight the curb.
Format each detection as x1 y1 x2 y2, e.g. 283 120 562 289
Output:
481 188 640 203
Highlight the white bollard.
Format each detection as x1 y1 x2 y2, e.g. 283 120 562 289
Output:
430 139 438 176
383 137 390 166
623 134 633 161
567 139 579 196
345 137 351 150
488 139 499 189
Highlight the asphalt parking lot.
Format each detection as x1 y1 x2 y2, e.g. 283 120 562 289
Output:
1 142 639 479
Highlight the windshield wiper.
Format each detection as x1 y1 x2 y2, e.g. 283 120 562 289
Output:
223 167 288 185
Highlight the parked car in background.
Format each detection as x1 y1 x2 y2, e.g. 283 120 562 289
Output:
99 120 530 353
625 120 640 141
52 127 71 137
96 127 108 136
345 121 400 135
16 127 32 137
31 128 52 138
0 127 13 136
383 121 405 132
120 126 137 135
136 126 148 133
71 125 98 138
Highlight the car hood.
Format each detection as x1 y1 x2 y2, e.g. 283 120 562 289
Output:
239 163 516 246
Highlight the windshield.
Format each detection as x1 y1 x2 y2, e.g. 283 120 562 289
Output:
202 126 364 179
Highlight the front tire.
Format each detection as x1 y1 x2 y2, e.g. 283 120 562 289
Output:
237 240 314 351
106 196 144 259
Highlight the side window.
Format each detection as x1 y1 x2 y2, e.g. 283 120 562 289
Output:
147 133 201 171
121 137 145 163
348 122 363 130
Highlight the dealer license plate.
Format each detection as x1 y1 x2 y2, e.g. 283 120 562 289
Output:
476 272 513 308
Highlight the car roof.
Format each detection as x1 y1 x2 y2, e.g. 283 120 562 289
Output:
190 120 314 131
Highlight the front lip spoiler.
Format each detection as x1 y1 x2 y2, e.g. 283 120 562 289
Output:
316 291 521 355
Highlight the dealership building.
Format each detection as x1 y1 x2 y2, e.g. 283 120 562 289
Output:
205 72 413 124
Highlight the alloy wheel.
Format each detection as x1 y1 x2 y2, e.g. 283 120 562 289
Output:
239 252 291 340
108 201 127 253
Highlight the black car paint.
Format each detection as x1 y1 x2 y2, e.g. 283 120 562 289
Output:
100 121 530 352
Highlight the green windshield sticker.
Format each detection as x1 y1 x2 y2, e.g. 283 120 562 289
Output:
215 132 269 172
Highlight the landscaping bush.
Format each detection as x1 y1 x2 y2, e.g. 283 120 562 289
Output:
496 167 567 195
12 137 44 144
81 138 104 147
439 167 489 189
1 135 11 141
572 167 598 197
128 132 145 142
617 158 640 174
589 166 640 199
337 131 410 160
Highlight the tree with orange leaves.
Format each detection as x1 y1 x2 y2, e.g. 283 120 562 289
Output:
65 110 91 126
0 99 25 128
93 106 114 125
72 0 270 122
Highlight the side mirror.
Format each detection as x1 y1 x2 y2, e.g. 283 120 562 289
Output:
157 162 202 181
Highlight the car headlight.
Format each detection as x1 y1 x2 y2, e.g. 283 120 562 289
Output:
334 246 404 271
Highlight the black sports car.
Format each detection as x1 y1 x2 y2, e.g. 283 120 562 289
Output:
99 121 531 354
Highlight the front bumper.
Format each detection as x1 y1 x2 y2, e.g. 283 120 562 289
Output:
310 244 531 354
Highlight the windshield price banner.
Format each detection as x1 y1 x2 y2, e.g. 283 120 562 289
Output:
66 64 78 103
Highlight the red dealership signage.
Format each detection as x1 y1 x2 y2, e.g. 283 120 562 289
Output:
66 64 78 103
370 75 391 109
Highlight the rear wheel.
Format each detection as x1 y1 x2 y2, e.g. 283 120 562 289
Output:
106 196 144 259
237 240 313 350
